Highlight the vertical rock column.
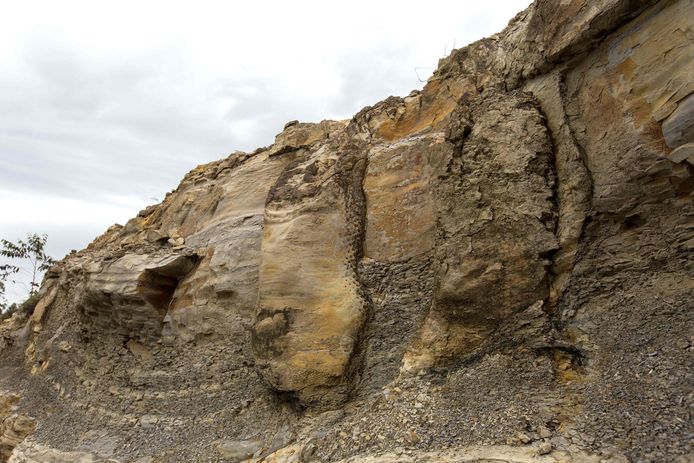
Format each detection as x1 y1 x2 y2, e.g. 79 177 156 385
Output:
404 90 559 371
253 141 369 407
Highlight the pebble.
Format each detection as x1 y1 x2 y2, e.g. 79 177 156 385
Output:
537 441 553 455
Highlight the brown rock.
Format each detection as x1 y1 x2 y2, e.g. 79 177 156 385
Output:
0 2 691 463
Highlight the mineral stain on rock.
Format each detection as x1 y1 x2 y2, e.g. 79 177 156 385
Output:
0 1 692 462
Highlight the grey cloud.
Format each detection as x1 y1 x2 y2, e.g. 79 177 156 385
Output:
328 44 427 117
1 42 237 203
0 35 420 209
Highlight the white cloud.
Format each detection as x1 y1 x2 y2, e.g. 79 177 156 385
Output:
0 191 147 227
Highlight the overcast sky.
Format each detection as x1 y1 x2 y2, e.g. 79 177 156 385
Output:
0 0 530 303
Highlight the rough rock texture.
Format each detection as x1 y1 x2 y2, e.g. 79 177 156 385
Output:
1 1 692 462
0 392 35 461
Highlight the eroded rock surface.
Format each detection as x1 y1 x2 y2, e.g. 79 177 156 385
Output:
0 1 692 462
0 392 35 461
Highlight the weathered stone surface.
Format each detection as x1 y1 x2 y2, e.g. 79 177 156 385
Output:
669 142 694 164
363 134 450 262
0 393 34 462
0 1 691 462
403 89 557 370
332 444 625 463
214 438 263 461
76 253 199 342
253 139 369 406
267 120 348 157
8 441 101 463
491 0 660 86
160 151 294 343
663 93 694 149
524 72 592 307
564 0 693 213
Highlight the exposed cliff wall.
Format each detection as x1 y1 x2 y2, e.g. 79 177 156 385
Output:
0 1 692 462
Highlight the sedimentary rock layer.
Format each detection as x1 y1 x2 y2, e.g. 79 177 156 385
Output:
0 0 691 462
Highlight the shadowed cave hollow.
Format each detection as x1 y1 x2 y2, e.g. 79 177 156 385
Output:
137 254 200 314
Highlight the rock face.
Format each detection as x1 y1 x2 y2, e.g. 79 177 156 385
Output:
1 1 692 462
0 393 35 462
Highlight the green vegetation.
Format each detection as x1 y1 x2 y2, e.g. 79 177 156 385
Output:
0 233 55 315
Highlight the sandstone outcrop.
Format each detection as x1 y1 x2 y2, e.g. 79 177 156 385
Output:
0 0 692 462
0 393 35 462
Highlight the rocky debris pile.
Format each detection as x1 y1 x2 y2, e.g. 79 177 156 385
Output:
0 0 692 462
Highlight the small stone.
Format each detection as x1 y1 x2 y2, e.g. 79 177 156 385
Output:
517 432 532 444
57 341 71 353
676 338 690 349
406 430 419 444
215 439 263 460
145 230 165 243
131 458 154 463
537 441 553 455
167 237 185 247
125 416 139 427
538 426 552 439
139 415 159 428
653 101 678 121
668 143 694 164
